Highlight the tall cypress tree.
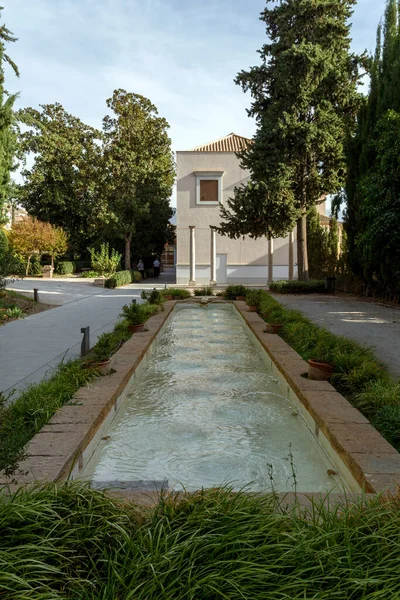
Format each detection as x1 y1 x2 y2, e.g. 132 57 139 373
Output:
345 0 400 293
0 10 19 225
216 0 364 280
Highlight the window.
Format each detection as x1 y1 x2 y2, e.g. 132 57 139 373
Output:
195 171 224 205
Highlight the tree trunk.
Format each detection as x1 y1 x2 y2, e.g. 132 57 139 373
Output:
296 212 309 281
26 254 32 276
124 233 132 270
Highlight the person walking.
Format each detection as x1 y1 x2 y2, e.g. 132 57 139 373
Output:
137 259 145 280
153 257 160 280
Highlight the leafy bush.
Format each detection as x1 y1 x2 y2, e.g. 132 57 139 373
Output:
223 284 247 299
56 261 76 275
88 243 121 276
120 301 145 325
85 330 127 364
141 289 164 305
28 254 43 276
105 270 135 288
269 280 326 294
162 288 191 299
246 289 263 307
0 229 8 257
194 286 214 296
4 306 24 319
80 270 99 278
2 484 400 598
132 270 142 282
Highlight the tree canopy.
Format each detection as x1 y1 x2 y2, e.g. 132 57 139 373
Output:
0 9 19 225
216 0 364 280
101 89 175 269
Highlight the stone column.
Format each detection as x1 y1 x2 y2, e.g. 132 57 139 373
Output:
189 226 196 285
268 238 274 284
210 227 216 285
288 230 294 280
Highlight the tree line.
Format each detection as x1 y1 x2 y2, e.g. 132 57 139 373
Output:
0 10 175 273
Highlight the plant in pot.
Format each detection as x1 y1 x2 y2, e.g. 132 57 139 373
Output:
308 343 334 380
83 332 117 369
121 301 146 333
264 317 283 335
245 290 261 312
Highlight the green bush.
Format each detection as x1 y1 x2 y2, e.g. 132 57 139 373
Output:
80 270 99 278
246 289 263 307
194 286 214 296
28 254 43 276
141 289 164 305
162 288 191 298
105 270 135 288
120 301 159 325
223 284 247 299
269 280 326 294
0 229 8 257
56 261 76 275
88 243 121 276
132 270 142 282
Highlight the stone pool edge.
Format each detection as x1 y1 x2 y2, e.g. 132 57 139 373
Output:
234 300 400 495
0 301 177 492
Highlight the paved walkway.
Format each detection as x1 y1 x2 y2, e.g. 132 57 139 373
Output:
1 270 175 398
270 293 400 379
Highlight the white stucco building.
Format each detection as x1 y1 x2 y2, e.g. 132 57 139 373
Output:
176 133 327 286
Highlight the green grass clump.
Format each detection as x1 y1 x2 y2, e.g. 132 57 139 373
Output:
1 483 400 598
0 361 98 474
193 286 214 296
257 290 400 451
269 279 326 293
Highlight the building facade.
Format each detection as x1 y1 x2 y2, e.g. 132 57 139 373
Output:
176 133 327 286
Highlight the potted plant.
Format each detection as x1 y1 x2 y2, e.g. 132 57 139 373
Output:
264 319 283 334
121 301 146 333
308 346 334 380
245 290 261 312
234 284 247 301
83 332 117 369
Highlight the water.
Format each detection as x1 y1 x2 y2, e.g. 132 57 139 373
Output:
87 304 344 493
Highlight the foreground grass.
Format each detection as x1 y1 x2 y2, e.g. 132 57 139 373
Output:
257 291 400 450
0 483 400 599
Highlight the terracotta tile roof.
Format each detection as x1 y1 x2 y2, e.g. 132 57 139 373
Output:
189 132 251 152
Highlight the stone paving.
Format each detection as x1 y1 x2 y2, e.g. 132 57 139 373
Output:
270 293 400 378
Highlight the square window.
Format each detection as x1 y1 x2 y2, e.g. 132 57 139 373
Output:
199 179 218 202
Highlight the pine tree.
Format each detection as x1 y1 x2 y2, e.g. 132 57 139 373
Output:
0 10 19 225
216 0 364 280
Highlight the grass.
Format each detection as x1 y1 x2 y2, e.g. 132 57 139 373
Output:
0 304 160 475
1 483 400 598
257 290 400 450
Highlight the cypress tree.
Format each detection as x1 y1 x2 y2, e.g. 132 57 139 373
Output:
0 9 19 225
216 0 364 280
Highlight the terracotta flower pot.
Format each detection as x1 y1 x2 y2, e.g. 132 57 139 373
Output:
248 306 258 312
264 323 283 334
164 295 173 301
236 296 246 301
83 359 111 371
128 323 146 333
308 359 334 381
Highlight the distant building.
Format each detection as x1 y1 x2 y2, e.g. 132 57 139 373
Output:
176 133 326 286
3 204 28 230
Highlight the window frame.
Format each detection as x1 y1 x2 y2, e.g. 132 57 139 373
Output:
195 171 224 206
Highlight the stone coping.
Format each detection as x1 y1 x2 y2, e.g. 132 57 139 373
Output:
233 301 400 495
0 302 177 492
2 299 399 503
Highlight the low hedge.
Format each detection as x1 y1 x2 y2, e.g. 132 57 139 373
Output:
257 290 400 451
105 270 141 288
269 280 326 294
56 261 76 275
223 284 247 300
162 288 191 299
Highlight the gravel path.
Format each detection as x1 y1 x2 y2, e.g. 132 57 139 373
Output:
270 293 400 379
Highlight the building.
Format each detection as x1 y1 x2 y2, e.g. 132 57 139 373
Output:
176 133 326 286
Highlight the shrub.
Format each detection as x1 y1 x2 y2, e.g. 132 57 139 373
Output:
194 286 214 296
141 289 164 305
28 254 43 276
105 270 135 288
120 301 159 325
223 284 247 299
132 270 142 282
162 288 191 299
0 229 8 257
56 261 76 275
88 243 121 276
80 270 99 278
246 289 263 307
85 331 126 364
269 280 326 294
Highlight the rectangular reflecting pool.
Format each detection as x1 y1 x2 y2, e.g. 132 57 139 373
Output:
84 303 347 493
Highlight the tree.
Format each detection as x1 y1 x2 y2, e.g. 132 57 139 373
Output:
0 9 19 225
216 0 364 280
344 0 400 295
307 206 339 279
101 89 175 270
8 217 68 275
17 104 105 251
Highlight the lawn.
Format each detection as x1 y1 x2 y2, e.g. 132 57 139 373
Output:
0 289 52 325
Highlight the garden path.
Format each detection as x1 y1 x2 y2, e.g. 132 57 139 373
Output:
270 293 400 379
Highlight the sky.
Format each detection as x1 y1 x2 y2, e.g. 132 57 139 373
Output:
3 0 388 206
